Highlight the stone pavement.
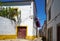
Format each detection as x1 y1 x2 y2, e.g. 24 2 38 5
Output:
33 37 42 41
0 37 42 41
0 39 31 41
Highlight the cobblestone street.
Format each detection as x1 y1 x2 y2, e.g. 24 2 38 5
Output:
33 37 42 41
0 37 42 41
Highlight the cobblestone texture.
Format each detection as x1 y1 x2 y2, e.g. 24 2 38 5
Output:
0 37 42 41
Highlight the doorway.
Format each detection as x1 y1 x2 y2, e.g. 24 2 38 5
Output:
57 24 60 41
48 27 52 41
17 26 27 39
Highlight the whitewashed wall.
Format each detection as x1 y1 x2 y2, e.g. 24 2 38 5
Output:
47 0 60 41
0 17 16 35
2 2 36 36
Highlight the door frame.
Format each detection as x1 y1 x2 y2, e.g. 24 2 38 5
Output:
17 26 27 38
48 27 52 41
57 23 60 41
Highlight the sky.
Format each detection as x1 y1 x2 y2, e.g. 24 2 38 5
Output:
0 0 46 28
35 0 46 28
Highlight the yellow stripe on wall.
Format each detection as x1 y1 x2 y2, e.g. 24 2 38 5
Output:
26 36 36 40
0 35 17 40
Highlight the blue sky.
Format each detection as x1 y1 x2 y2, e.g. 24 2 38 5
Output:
0 0 46 28
35 0 46 28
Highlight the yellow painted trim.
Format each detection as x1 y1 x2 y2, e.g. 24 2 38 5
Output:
0 35 16 40
0 25 17 40
16 25 18 38
16 26 36 40
26 36 36 40
17 26 28 38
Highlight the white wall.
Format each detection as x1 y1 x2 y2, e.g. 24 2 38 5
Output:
47 0 60 41
51 0 60 20
2 2 36 36
0 17 16 35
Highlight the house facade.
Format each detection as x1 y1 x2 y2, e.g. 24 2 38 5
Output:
42 20 47 40
46 0 60 41
0 0 38 40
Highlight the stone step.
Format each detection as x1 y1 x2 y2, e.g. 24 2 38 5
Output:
0 37 42 41
33 37 42 41
0 39 32 41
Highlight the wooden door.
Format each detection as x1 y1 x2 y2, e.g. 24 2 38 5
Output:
48 27 52 41
57 25 60 41
17 26 26 39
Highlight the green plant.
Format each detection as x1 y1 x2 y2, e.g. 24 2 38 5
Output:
0 7 18 21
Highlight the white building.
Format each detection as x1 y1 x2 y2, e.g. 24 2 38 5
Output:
46 0 60 41
0 0 39 40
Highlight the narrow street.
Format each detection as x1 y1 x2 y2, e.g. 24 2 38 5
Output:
0 0 60 41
